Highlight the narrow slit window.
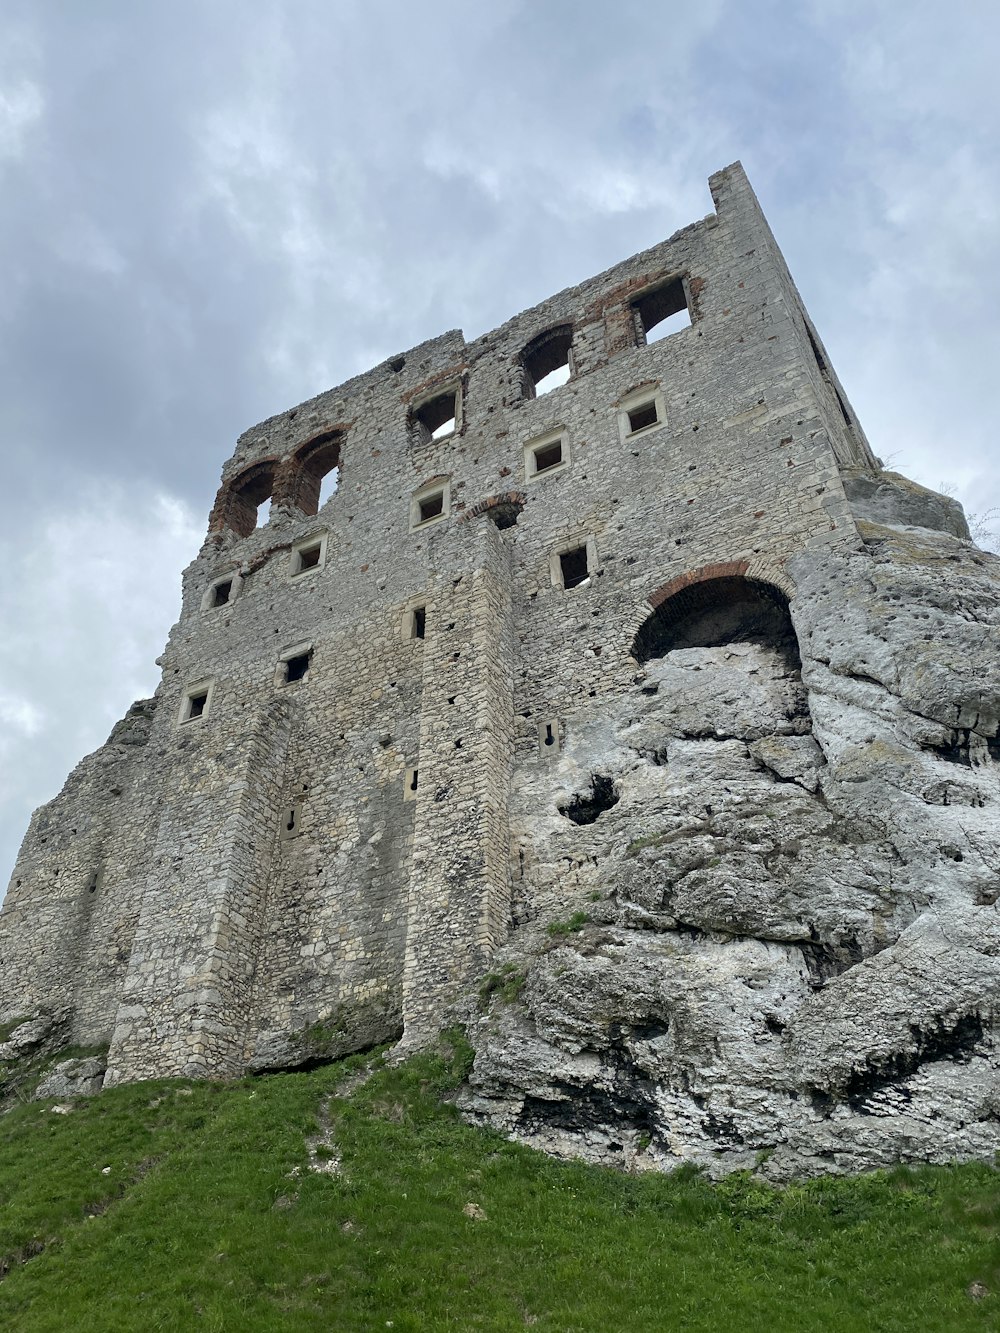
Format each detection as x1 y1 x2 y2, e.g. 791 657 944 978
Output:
404 766 419 801
633 277 691 344
211 579 233 608
413 390 458 444
560 546 590 590
627 400 659 434
538 718 561 756
284 651 312 683
412 606 426 640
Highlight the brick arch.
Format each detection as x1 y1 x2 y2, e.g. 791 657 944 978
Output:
624 558 798 665
648 560 749 610
460 490 527 525
209 458 279 537
280 427 344 516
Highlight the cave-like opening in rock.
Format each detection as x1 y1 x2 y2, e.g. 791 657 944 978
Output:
559 775 620 825
632 575 799 667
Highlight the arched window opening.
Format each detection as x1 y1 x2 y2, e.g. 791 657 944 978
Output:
293 430 342 516
222 461 278 538
632 277 691 344
522 326 573 398
632 576 798 667
411 389 459 445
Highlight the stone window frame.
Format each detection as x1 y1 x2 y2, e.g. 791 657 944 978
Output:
549 535 598 591
403 765 420 801
409 478 451 532
178 677 216 725
400 596 429 641
289 531 328 580
409 383 463 447
538 718 561 756
524 427 570 483
201 571 242 613
274 641 314 688
617 384 667 445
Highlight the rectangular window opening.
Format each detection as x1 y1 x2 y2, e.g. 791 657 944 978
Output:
211 580 233 608
296 543 322 572
418 492 444 523
185 690 209 721
284 651 312 683
532 440 563 473
633 277 691 344
415 391 458 443
412 606 426 640
627 401 659 434
560 546 590 590
523 328 573 398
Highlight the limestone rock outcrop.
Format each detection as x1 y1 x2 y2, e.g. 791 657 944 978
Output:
461 521 1000 1179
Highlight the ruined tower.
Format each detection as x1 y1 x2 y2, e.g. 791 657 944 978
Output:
0 163 913 1094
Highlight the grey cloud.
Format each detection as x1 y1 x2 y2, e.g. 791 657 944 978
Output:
2 0 999 887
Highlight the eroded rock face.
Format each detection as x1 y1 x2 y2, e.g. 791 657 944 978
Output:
461 524 1000 1179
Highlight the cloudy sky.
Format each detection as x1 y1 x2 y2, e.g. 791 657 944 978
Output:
1 0 998 890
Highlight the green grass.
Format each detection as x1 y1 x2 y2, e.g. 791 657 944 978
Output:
0 1040 997 1331
478 964 527 1007
547 911 590 938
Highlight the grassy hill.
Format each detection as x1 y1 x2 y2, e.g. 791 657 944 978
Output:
0 1033 997 1331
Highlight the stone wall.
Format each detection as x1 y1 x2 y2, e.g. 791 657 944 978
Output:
0 162 885 1090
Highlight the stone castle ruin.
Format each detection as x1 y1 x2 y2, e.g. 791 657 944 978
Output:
4 163 1000 1177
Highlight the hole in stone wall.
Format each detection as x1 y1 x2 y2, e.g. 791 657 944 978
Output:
633 277 690 344
560 546 590 590
559 775 620 825
412 606 426 639
487 498 524 529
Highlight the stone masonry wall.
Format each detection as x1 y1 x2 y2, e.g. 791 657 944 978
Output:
0 162 882 1088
